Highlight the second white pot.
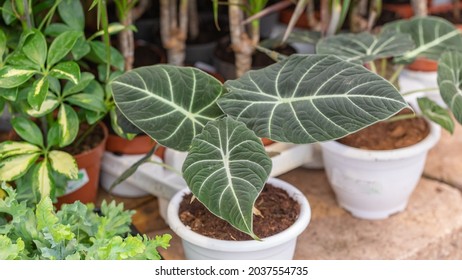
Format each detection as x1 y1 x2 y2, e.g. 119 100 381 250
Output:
320 121 441 220
167 177 311 260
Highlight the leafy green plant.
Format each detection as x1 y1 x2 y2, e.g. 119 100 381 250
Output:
0 183 171 260
0 0 127 200
111 51 407 238
315 16 462 133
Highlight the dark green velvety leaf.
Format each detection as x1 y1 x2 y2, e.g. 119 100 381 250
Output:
417 97 454 134
383 16 462 64
183 117 272 238
111 65 224 151
437 51 462 125
220 54 408 143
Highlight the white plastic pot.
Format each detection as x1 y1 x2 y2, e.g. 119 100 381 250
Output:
101 153 164 198
167 177 311 260
320 121 441 220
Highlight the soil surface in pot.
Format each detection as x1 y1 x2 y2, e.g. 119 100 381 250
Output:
338 111 429 150
179 184 300 241
62 123 105 155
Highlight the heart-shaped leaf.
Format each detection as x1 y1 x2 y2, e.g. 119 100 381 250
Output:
417 97 454 133
383 16 462 64
437 51 462 125
316 31 415 64
182 117 272 238
219 54 408 143
112 66 224 151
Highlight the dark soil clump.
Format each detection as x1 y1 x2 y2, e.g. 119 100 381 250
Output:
338 110 430 150
179 184 300 241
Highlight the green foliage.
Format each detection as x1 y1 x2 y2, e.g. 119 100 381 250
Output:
0 184 170 260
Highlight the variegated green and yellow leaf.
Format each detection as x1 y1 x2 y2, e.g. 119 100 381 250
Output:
27 76 49 111
0 141 41 159
0 67 36 88
26 94 59 117
58 104 79 147
33 160 54 198
49 61 80 84
48 150 78 179
11 117 44 147
0 153 40 181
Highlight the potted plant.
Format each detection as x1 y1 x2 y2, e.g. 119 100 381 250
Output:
0 0 127 205
111 47 407 258
0 183 171 260
315 16 462 219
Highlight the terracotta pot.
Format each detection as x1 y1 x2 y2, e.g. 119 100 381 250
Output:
382 4 414 19
406 57 438 72
57 122 108 207
279 8 318 29
106 133 165 158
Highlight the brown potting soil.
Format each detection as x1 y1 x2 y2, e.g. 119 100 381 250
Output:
179 184 300 241
338 111 430 150
62 123 105 155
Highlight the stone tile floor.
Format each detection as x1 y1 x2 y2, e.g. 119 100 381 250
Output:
97 121 462 259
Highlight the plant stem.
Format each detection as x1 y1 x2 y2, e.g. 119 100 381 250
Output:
369 61 377 73
401 87 439 96
380 58 387 78
38 0 62 30
386 113 417 123
147 160 182 176
388 64 404 85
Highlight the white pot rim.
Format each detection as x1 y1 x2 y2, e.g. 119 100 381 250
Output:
167 177 311 252
320 120 441 161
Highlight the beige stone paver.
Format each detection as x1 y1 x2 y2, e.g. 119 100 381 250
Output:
149 168 462 259
424 121 462 191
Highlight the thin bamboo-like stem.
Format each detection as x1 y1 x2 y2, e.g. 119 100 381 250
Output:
320 0 329 36
386 113 417 122
401 87 439 96
389 64 405 85
188 0 199 40
229 0 252 77
411 0 427 16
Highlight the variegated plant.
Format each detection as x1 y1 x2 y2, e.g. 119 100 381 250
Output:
316 16 462 132
112 54 407 238
0 0 125 200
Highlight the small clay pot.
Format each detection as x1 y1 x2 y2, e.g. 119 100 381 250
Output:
406 57 438 72
106 133 165 158
56 122 109 207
